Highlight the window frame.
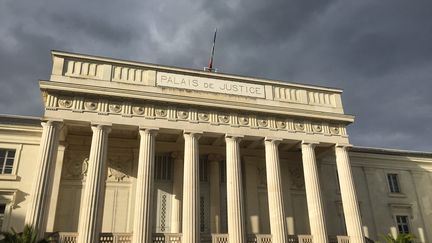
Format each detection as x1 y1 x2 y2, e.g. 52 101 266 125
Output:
387 173 401 194
0 143 23 180
0 189 17 231
394 214 411 234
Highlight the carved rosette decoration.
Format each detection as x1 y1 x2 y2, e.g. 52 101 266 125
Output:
312 123 323 133
257 118 268 128
276 120 287 129
218 114 230 123
198 112 209 121
177 110 189 119
289 166 305 190
238 116 249 126
155 108 167 117
132 106 145 115
294 121 305 131
63 152 89 180
84 100 98 111
108 155 132 182
330 126 340 135
109 103 122 113
58 97 73 108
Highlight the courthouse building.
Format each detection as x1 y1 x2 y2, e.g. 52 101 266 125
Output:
0 51 431 243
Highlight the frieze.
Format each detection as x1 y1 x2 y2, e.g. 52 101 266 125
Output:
44 93 348 137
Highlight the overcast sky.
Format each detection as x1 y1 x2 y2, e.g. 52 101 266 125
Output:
0 0 431 151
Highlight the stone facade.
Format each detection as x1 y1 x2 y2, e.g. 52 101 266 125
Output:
0 51 430 243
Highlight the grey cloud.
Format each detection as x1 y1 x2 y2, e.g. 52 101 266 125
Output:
0 0 431 151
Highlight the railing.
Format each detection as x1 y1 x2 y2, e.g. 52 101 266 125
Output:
51 232 353 243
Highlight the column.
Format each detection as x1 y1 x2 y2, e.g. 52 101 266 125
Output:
181 131 201 243
46 142 67 232
264 138 288 243
301 141 328 243
171 151 183 233
132 128 158 243
335 145 365 243
77 123 111 243
209 153 222 233
225 135 246 243
25 120 62 238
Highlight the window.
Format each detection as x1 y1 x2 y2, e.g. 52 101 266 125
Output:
396 215 410 234
387 174 401 193
0 149 16 174
0 204 5 230
199 157 208 182
155 154 172 181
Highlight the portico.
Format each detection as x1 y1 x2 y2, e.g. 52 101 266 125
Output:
26 51 365 243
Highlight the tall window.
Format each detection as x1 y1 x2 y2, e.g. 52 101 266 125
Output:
396 215 410 234
199 157 208 182
155 154 172 181
387 174 401 193
0 149 15 174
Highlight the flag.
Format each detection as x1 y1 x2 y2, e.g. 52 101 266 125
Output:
207 28 217 71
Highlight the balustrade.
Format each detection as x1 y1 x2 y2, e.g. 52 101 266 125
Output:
50 232 353 243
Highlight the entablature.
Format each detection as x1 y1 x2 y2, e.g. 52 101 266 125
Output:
41 90 350 145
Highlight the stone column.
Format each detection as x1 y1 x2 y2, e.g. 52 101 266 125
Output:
25 120 62 238
264 138 288 243
132 128 158 243
209 153 222 233
335 145 365 243
181 131 201 243
46 142 67 232
171 151 183 233
225 135 246 243
77 124 111 243
301 141 328 243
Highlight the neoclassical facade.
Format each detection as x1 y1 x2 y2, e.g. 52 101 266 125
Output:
0 51 431 243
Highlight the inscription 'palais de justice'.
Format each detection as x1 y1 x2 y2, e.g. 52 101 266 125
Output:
156 72 266 98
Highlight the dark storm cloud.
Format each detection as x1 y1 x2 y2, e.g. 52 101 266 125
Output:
0 0 431 150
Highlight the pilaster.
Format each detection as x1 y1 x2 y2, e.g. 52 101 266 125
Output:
171 151 183 233
209 153 223 233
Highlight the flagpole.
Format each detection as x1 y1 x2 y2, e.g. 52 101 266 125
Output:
205 28 217 72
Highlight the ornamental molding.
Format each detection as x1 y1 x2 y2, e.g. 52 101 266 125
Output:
45 92 347 137
62 151 89 180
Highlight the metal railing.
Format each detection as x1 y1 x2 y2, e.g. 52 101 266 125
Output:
50 232 353 243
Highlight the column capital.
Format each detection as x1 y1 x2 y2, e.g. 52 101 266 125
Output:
90 122 112 133
183 130 203 138
301 140 319 149
264 137 282 146
335 143 353 149
41 119 63 128
139 127 159 136
225 134 243 143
